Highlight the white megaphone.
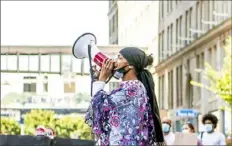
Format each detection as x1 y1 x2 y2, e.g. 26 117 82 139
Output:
72 33 123 80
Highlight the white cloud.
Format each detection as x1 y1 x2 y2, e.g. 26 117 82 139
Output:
1 1 109 46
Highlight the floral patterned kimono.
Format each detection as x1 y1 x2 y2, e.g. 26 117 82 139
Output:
85 80 156 146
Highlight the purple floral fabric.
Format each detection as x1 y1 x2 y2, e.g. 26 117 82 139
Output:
85 80 156 146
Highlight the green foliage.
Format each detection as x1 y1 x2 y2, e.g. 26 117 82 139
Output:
0 118 21 135
24 110 56 135
191 36 232 107
73 92 91 103
55 115 92 140
23 110 92 140
2 92 33 105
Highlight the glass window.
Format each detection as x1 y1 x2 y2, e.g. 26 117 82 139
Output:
29 55 39 71
19 55 29 71
40 55 50 72
51 55 60 72
83 58 90 74
1 55 7 70
64 82 75 93
62 55 71 72
72 56 82 73
7 55 17 70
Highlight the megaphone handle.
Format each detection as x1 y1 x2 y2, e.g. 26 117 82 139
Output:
88 44 94 97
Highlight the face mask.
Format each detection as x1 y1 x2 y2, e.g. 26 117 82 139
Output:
205 124 213 133
182 129 190 133
114 65 130 79
162 123 170 133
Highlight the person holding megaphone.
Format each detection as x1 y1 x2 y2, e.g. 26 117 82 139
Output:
84 47 165 146
72 33 164 145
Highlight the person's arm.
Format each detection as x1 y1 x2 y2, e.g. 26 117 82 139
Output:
92 81 106 96
85 83 116 136
219 133 226 145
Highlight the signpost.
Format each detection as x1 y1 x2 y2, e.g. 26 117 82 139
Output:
176 109 198 117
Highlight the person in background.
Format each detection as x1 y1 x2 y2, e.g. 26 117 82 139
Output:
182 122 202 146
199 113 226 145
162 117 175 145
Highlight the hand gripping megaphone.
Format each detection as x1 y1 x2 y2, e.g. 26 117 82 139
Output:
72 33 124 80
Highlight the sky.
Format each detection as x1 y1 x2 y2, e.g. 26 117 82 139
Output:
1 1 109 46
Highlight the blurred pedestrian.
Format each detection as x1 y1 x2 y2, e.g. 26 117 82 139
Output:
182 122 202 146
162 117 175 145
199 113 226 145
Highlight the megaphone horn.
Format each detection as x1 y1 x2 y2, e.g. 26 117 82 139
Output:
72 33 109 67
72 33 124 80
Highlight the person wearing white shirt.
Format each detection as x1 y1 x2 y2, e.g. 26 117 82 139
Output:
199 113 226 146
162 117 175 145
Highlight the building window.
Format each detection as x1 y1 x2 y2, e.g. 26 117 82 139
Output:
19 55 29 71
116 10 118 30
167 0 169 13
170 0 173 12
83 58 90 74
208 48 212 66
176 19 179 51
1 55 7 70
200 1 204 32
176 65 183 107
180 65 183 106
62 55 71 73
213 45 217 69
161 75 165 109
51 55 60 72
196 2 199 38
185 10 189 46
189 7 193 42
159 33 162 62
161 1 164 19
72 57 82 73
168 71 174 109
7 55 17 71
170 24 173 55
29 55 39 72
109 20 112 38
43 76 48 92
161 31 164 61
112 15 115 33
176 67 179 106
64 82 76 93
179 16 183 49
158 75 165 109
40 54 50 72
23 76 37 93
167 26 170 57
196 54 201 100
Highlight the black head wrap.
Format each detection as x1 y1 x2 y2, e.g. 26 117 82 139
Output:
120 47 164 143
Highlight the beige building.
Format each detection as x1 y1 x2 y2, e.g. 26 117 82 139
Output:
1 45 140 108
108 0 118 44
156 0 231 133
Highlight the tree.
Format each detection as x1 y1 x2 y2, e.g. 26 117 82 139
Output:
23 110 92 140
2 92 33 105
24 110 56 135
55 115 92 140
0 118 21 135
190 36 232 107
73 92 91 103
